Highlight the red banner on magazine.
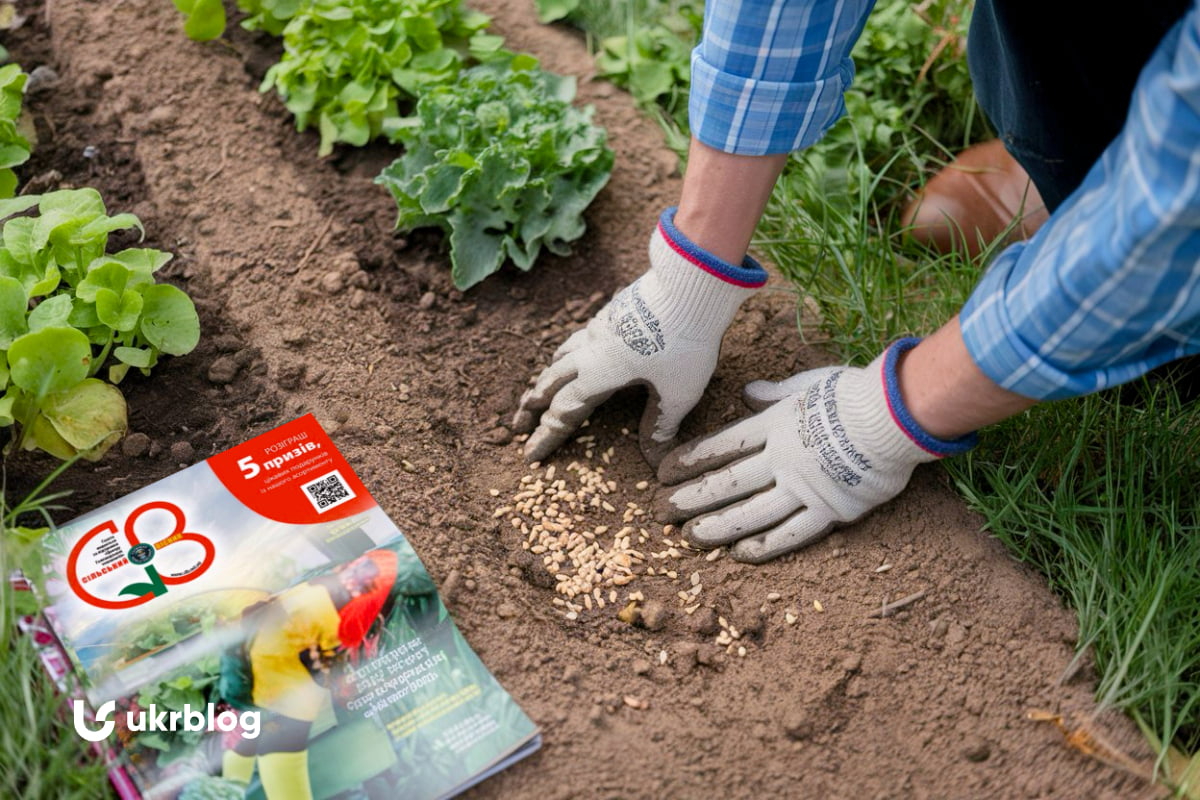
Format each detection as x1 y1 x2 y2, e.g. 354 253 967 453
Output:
207 414 376 525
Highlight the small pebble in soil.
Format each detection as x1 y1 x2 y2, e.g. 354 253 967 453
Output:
321 272 345 295
631 658 651 676
26 65 60 94
482 426 513 446
418 291 437 310
170 441 195 464
962 735 991 762
495 602 518 620
783 712 813 741
441 569 461 602
638 600 669 631
121 432 152 458
207 356 239 385
687 607 720 637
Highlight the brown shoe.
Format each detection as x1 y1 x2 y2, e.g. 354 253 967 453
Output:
902 139 1049 258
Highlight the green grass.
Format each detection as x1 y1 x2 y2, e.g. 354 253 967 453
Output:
0 602 113 799
551 0 1200 780
2 463 113 799
953 379 1200 760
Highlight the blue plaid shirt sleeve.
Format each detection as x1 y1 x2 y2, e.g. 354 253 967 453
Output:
690 0 876 156
959 7 1200 401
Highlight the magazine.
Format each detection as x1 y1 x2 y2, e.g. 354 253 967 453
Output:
28 414 540 800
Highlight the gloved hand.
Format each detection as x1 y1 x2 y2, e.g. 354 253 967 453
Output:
657 339 978 562
512 207 767 466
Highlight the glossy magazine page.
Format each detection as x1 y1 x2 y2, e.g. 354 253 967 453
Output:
34 415 540 800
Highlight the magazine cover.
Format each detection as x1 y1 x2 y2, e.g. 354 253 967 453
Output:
31 414 540 800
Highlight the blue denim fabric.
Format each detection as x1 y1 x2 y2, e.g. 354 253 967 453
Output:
967 0 1190 211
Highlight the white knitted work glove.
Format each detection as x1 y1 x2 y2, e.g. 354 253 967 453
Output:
657 339 977 562
513 207 767 466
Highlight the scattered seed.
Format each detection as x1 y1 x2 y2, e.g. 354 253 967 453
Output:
785 612 798 625
690 571 701 586
766 592 782 601
635 480 649 491
705 548 723 562
874 563 893 573
737 646 747 658
813 599 824 612
488 488 500 497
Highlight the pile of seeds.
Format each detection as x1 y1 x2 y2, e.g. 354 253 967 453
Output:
494 430 711 622
493 454 652 620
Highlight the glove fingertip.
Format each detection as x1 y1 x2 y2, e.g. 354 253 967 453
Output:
651 492 689 525
728 538 782 565
655 447 695 485
739 381 787 412
511 408 535 434
522 429 557 465
681 516 730 550
638 433 674 470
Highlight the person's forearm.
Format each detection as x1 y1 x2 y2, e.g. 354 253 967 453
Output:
897 316 1036 439
674 138 789 265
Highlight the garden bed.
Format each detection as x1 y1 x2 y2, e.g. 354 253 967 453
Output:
9 0 1159 796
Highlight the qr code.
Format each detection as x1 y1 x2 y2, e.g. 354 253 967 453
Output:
301 470 355 513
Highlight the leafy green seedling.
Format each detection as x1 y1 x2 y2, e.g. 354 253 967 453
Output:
377 56 613 290
0 189 200 461
0 64 30 198
261 0 491 156
171 0 226 41
238 0 305 36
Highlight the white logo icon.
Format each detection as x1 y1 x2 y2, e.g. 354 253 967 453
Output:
73 699 116 742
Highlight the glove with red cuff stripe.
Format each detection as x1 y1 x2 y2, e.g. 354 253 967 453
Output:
513 207 767 466
657 338 978 562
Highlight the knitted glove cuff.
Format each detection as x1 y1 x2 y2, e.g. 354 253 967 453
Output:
880 337 979 458
647 207 767 333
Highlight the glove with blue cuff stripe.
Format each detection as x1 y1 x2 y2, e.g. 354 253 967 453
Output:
657 338 978 562
513 207 767 466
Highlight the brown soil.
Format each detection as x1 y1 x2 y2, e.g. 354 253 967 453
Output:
8 1 1162 798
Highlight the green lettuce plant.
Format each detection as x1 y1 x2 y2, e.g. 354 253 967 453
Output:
376 56 613 290
0 64 31 199
238 0 305 36
261 0 491 156
0 189 200 461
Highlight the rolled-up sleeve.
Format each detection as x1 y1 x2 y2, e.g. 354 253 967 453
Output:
690 0 876 155
960 5 1200 401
